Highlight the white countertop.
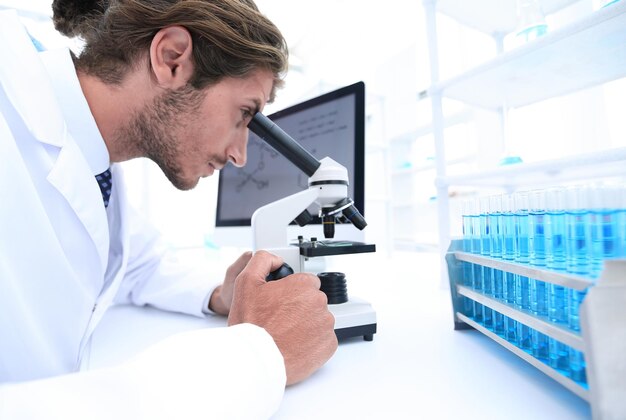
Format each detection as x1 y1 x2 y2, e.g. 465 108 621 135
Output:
88 250 590 419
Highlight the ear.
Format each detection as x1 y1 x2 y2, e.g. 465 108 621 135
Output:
149 26 194 88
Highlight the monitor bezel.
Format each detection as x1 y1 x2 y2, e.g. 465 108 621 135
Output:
215 81 365 228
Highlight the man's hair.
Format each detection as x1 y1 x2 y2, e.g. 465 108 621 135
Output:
52 0 288 101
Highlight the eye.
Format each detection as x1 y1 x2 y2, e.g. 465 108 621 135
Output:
241 108 253 121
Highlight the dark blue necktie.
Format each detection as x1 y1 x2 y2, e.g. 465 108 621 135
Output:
95 169 113 208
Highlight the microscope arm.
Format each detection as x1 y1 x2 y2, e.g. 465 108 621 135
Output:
251 188 318 251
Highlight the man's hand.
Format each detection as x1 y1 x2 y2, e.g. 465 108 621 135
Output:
228 250 338 385
209 251 253 315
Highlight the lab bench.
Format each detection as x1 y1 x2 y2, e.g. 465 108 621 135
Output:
88 250 591 419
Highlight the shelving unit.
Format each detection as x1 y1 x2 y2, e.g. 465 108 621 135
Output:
410 1 626 417
417 0 626 283
445 239 626 417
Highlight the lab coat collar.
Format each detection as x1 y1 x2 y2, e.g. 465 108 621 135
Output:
0 10 66 148
40 48 110 176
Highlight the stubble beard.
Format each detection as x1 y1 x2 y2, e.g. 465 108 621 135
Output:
119 85 206 191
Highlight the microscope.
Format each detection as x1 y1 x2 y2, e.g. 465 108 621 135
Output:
248 113 377 341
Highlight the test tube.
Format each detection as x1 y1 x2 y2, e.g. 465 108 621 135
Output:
501 193 517 343
479 196 494 330
565 185 592 279
528 190 549 361
489 194 505 336
545 187 569 371
529 189 547 267
565 185 592 384
619 186 626 257
546 187 567 272
590 185 621 263
461 200 475 318
469 198 484 322
514 191 532 351
589 186 605 277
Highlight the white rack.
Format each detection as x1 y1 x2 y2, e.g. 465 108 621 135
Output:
446 239 626 418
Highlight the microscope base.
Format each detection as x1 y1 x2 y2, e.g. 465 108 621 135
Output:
329 296 377 341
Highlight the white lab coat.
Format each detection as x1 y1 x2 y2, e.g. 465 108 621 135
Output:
0 10 285 418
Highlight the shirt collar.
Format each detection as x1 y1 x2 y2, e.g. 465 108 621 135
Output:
39 48 110 175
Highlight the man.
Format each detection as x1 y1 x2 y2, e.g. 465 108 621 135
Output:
0 0 337 417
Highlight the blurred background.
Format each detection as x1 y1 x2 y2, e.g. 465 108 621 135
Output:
3 0 625 259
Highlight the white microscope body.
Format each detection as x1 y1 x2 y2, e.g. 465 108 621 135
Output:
251 156 347 270
249 113 377 341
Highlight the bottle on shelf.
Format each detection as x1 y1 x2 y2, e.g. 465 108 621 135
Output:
515 0 548 43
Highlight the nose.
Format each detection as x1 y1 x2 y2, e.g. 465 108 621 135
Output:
227 130 248 168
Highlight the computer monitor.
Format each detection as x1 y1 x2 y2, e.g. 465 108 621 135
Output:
214 81 366 248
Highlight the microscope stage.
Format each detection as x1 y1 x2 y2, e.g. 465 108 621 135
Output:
329 296 377 341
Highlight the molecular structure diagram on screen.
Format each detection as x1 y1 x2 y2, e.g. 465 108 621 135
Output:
235 140 280 193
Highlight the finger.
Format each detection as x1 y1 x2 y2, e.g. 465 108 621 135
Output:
277 272 321 291
226 251 253 277
237 250 284 286
289 272 321 290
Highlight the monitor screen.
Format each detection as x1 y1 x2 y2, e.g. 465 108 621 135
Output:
214 81 365 245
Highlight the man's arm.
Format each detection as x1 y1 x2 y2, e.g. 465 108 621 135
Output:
0 324 285 419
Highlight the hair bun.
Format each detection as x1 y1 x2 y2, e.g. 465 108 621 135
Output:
52 0 106 37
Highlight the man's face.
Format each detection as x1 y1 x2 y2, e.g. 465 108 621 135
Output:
126 68 274 190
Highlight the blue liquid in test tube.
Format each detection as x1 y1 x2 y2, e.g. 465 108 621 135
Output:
546 188 569 371
617 186 626 258
590 185 621 265
489 195 505 336
514 192 532 351
529 190 548 361
479 197 493 330
501 194 517 343
461 202 475 318
529 190 547 267
566 210 592 330
565 186 593 384
470 202 483 323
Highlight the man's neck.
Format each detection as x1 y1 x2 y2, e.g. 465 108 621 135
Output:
76 69 152 163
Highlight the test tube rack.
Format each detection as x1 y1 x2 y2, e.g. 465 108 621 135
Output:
446 239 626 420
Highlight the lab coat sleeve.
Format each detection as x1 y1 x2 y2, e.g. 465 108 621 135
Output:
0 324 286 420
114 202 221 317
